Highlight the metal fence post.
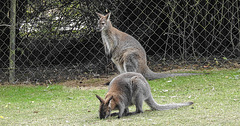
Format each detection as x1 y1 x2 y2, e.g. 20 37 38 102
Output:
9 0 16 83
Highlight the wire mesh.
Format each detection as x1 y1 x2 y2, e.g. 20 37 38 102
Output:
0 0 240 83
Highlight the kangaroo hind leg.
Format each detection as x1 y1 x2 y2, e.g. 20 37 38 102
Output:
112 58 125 73
123 54 139 72
135 94 144 113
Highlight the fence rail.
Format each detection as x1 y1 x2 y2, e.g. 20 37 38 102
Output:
0 0 240 83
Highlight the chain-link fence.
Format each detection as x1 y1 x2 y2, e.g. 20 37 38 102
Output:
1 0 240 83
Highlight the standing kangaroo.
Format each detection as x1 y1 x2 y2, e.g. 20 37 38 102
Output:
96 72 193 119
96 12 201 80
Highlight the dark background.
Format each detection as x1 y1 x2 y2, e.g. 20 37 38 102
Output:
0 0 239 83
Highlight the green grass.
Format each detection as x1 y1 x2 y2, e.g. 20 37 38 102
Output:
0 69 239 125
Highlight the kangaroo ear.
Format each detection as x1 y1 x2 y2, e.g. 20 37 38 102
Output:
106 95 113 105
130 76 138 84
96 94 104 103
106 12 111 21
96 12 104 18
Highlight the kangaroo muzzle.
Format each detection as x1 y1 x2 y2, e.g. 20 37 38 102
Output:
96 25 102 32
96 26 101 32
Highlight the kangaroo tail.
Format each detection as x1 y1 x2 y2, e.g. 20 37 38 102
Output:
144 69 203 80
145 96 193 110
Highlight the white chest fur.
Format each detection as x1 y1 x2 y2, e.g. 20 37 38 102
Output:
102 35 110 53
101 32 113 55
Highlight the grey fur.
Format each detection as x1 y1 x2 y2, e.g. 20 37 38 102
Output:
96 12 202 80
96 72 193 119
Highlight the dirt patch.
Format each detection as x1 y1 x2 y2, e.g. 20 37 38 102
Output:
0 74 117 90
58 69 202 89
58 74 117 89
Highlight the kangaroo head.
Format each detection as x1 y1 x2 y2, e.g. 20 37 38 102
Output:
96 94 113 119
96 12 111 32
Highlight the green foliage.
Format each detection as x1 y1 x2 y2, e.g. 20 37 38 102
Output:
0 69 239 125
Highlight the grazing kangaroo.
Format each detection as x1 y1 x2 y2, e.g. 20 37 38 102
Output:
96 72 193 119
96 12 201 80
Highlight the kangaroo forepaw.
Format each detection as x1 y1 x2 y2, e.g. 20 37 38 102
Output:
111 112 119 116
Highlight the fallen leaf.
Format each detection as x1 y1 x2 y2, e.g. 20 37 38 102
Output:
33 111 39 113
67 96 73 100
162 89 168 92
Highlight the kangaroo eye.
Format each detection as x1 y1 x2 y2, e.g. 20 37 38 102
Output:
101 23 105 25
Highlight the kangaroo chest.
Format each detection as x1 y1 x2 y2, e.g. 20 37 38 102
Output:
101 34 111 54
101 31 118 56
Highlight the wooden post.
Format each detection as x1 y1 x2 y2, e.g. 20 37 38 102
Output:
9 0 16 84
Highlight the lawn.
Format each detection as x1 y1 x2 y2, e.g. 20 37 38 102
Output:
0 69 239 125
